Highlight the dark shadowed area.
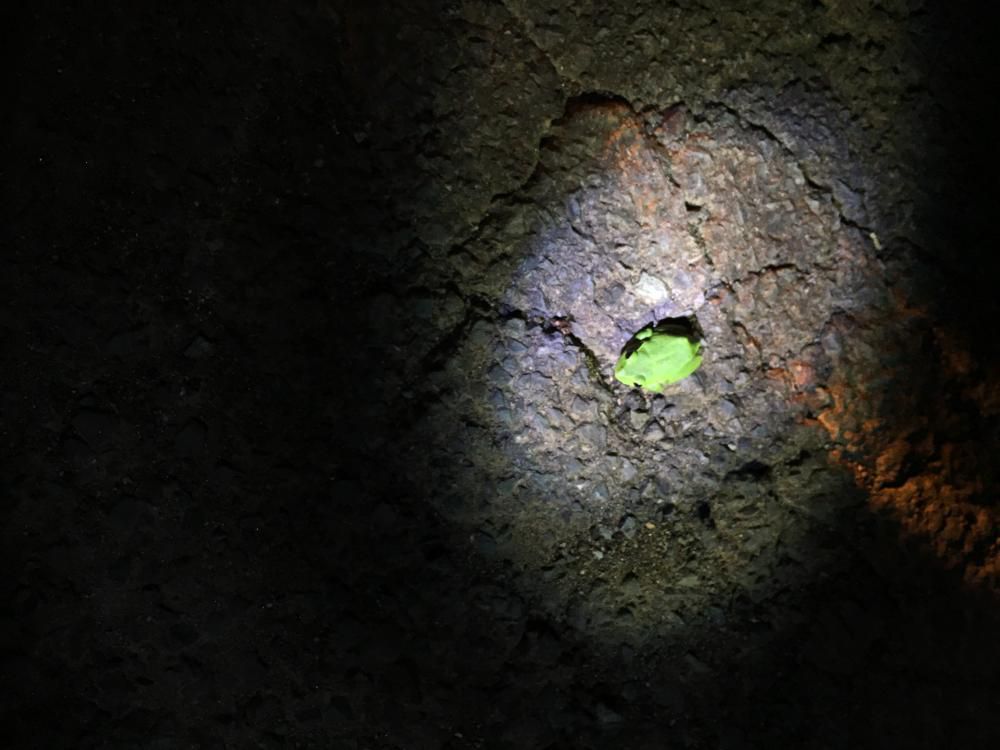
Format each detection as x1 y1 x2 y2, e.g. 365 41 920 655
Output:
3 1 999 748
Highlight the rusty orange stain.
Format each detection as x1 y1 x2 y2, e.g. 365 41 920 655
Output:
813 324 1000 594
597 111 688 229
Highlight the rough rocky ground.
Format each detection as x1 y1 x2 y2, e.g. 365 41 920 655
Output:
4 1 1000 748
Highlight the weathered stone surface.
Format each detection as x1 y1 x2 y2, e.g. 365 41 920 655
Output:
6 1 1000 749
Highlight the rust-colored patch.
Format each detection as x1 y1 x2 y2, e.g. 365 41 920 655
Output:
601 115 669 228
788 359 816 389
815 321 1000 594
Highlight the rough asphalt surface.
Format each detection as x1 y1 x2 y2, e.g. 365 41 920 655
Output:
4 1 1000 748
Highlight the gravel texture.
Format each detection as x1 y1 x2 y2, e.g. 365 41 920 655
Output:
4 1 1000 748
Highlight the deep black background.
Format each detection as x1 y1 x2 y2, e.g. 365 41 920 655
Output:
3 1 1000 748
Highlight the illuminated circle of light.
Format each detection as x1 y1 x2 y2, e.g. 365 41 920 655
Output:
450 95 998 637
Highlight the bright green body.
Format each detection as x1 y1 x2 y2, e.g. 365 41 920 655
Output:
614 327 702 392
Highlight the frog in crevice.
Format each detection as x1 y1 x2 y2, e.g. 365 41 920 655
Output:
613 318 703 393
